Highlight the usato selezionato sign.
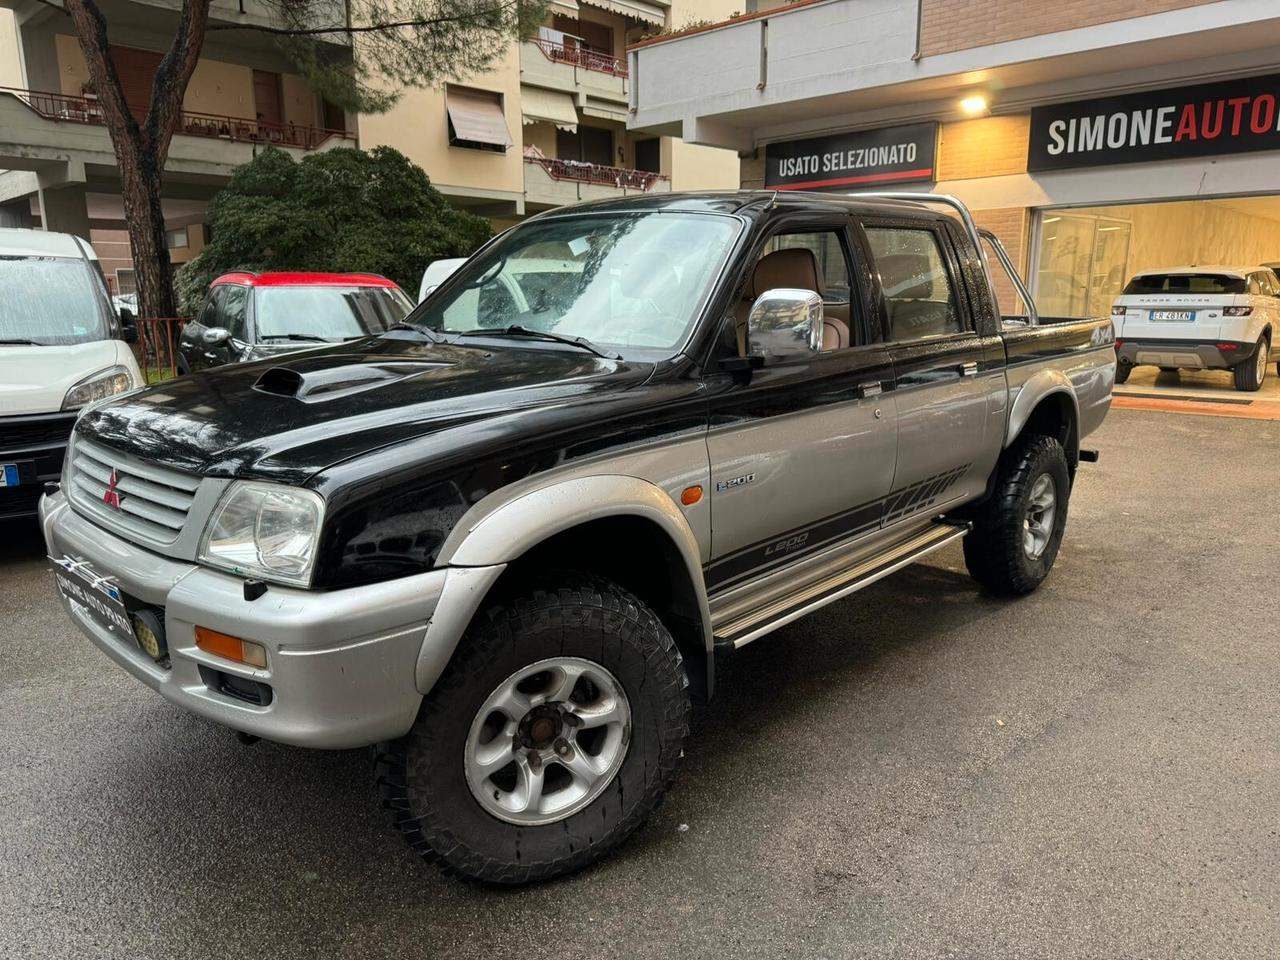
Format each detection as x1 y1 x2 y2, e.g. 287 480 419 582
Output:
1029 73 1280 172
765 122 937 191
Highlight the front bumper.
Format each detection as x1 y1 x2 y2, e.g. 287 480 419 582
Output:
40 491 450 749
1116 338 1261 371
0 411 76 520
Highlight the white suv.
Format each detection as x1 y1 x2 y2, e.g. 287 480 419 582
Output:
1112 266 1278 391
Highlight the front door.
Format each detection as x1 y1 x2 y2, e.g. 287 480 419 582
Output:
860 220 1004 524
704 224 898 594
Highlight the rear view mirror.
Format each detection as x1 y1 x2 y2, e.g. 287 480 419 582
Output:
202 326 230 347
747 288 823 362
118 307 138 344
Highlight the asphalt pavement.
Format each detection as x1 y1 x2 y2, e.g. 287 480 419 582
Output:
2 408 1278 959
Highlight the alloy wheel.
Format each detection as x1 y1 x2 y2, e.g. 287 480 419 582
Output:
1023 472 1057 560
464 656 631 826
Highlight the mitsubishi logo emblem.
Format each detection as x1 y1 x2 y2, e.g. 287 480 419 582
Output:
103 468 124 510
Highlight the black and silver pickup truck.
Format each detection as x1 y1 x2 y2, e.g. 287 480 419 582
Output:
40 192 1115 885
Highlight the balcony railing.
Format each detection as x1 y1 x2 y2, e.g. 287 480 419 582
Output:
525 156 668 191
1 86 354 151
529 37 628 77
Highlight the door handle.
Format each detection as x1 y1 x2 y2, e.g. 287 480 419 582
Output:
958 361 979 377
857 380 883 398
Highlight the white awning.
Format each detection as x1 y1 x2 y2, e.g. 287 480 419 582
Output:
445 87 512 148
549 0 579 14
521 87 579 132
579 0 665 27
581 102 628 124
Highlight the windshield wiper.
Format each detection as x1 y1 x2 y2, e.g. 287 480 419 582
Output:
382 321 443 343
457 325 621 360
0 338 41 345
262 333 331 343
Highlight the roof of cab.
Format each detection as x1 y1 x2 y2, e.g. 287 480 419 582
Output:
211 271 399 288
0 228 97 260
527 189 946 221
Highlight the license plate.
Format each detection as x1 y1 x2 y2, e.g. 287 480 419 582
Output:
1 463 19 486
1150 310 1194 322
51 555 136 643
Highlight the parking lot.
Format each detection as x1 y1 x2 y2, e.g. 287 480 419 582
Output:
2 406 1278 959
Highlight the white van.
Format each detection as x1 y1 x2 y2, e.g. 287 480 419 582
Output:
0 228 143 519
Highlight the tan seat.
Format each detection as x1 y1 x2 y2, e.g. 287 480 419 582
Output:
878 253 957 341
736 248 850 354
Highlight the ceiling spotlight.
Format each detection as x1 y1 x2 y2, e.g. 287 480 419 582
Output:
960 94 989 116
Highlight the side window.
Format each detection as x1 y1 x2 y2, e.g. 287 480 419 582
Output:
220 284 249 340
747 228 857 352
195 287 222 328
865 227 963 342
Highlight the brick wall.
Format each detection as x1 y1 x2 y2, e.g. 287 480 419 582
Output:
936 115 1029 181
970 207 1030 318
920 0 1219 57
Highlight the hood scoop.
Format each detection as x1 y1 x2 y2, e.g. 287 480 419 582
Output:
254 360 452 402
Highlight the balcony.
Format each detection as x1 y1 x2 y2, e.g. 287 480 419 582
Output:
0 86 354 151
523 155 669 209
522 35 629 114
628 0 1280 152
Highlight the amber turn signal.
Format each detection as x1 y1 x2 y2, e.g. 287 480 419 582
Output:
194 626 268 669
680 485 703 505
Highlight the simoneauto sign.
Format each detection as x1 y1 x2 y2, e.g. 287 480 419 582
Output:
765 122 937 190
1030 73 1280 172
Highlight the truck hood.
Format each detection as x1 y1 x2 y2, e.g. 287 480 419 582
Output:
0 340 139 417
74 335 654 482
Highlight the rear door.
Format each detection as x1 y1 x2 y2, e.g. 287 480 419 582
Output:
1115 272 1243 343
859 217 1004 525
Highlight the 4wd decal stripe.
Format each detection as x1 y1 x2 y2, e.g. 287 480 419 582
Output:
706 463 971 591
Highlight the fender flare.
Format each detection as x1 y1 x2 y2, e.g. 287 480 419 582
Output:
1005 368 1080 456
416 475 714 695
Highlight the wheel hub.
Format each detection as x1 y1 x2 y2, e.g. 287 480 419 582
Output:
464 656 632 826
519 706 563 750
1023 471 1057 560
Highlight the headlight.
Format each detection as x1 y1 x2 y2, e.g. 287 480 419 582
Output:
62 365 136 411
198 482 325 587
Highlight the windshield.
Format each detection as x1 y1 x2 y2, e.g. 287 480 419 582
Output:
0 256 111 345
256 285 414 340
1123 273 1247 295
411 211 742 357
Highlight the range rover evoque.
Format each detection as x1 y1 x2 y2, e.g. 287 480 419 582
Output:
41 192 1115 885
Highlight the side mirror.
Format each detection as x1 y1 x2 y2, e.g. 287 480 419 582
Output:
118 307 138 344
747 288 823 362
202 326 230 347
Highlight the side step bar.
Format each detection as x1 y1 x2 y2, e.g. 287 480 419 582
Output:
715 521 970 650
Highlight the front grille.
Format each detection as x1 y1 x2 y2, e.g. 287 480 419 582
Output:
0 412 77 454
68 438 201 544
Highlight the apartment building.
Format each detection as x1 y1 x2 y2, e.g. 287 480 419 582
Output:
0 0 738 295
629 0 1280 320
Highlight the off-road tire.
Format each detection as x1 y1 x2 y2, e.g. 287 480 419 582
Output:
375 574 690 885
1114 362 1131 384
1233 336 1269 392
963 435 1071 596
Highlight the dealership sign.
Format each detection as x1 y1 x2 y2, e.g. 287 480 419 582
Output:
1030 73 1280 172
765 122 937 190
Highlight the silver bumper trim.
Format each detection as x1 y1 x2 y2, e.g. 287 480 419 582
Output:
41 491 465 749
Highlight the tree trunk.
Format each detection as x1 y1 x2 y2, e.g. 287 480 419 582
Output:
64 0 211 321
121 158 175 318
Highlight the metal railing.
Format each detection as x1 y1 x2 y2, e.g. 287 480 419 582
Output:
525 156 668 191
1 86 354 151
529 37 628 77
136 317 186 383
